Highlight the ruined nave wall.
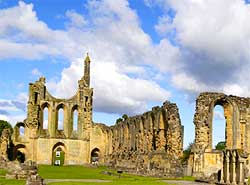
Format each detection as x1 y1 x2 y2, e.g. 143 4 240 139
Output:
105 101 184 176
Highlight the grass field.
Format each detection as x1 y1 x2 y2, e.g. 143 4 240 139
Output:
0 165 195 185
38 165 169 185
0 169 25 185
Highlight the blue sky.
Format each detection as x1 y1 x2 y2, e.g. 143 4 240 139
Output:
1 0 250 148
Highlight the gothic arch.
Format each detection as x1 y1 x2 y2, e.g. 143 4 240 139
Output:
52 142 66 165
208 96 240 150
194 93 241 152
56 103 67 130
90 148 100 163
41 102 51 130
14 144 27 163
14 122 26 141
71 105 78 132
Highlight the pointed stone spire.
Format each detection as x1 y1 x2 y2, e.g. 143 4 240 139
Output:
83 53 91 87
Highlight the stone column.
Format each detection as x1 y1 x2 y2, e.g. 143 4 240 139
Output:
241 120 246 150
50 108 56 137
225 150 230 184
232 150 236 184
220 166 224 183
220 153 224 184
239 159 244 185
63 107 70 138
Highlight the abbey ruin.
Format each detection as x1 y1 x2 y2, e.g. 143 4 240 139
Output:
1 55 250 184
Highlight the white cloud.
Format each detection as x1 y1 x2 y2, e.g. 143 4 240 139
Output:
155 15 173 36
31 68 42 76
65 10 88 28
48 58 170 115
148 0 250 98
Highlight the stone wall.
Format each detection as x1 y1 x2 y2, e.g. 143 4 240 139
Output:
191 92 250 181
105 101 184 177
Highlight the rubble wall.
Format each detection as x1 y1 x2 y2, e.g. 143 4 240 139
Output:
105 101 184 177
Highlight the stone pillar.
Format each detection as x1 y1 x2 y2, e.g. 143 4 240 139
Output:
225 151 230 184
232 150 236 185
241 120 246 150
64 107 70 138
239 159 244 185
220 153 224 184
49 108 56 137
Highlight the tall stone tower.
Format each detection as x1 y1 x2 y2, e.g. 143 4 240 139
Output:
83 53 91 87
78 54 93 140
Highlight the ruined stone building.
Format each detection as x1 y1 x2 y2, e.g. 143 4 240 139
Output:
11 55 106 165
189 92 250 184
106 101 183 176
3 55 184 176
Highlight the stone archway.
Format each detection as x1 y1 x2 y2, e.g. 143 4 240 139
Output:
194 93 240 152
52 142 66 166
209 97 234 151
191 92 241 179
91 148 100 164
14 144 26 163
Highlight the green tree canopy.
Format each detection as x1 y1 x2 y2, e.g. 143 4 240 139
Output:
182 141 194 164
215 141 226 150
122 114 128 121
115 118 123 124
0 120 13 136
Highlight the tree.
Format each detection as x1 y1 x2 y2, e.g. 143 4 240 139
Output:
122 114 128 121
115 118 123 124
182 141 194 164
215 141 226 150
115 114 129 125
0 120 13 136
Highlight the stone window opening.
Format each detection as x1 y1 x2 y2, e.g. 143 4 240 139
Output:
56 151 60 157
34 92 38 104
73 109 78 131
57 107 64 130
19 126 25 136
212 105 226 150
43 107 49 130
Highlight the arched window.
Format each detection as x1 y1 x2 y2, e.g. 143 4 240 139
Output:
43 107 49 129
19 126 25 136
58 108 64 130
73 109 78 131
212 105 226 150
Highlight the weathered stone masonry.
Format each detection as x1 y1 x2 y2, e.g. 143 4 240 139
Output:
189 92 250 184
106 101 184 176
10 55 107 165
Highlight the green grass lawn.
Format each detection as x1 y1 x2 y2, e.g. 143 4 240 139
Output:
38 165 171 185
38 165 113 179
0 169 25 185
48 181 168 185
0 165 189 185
